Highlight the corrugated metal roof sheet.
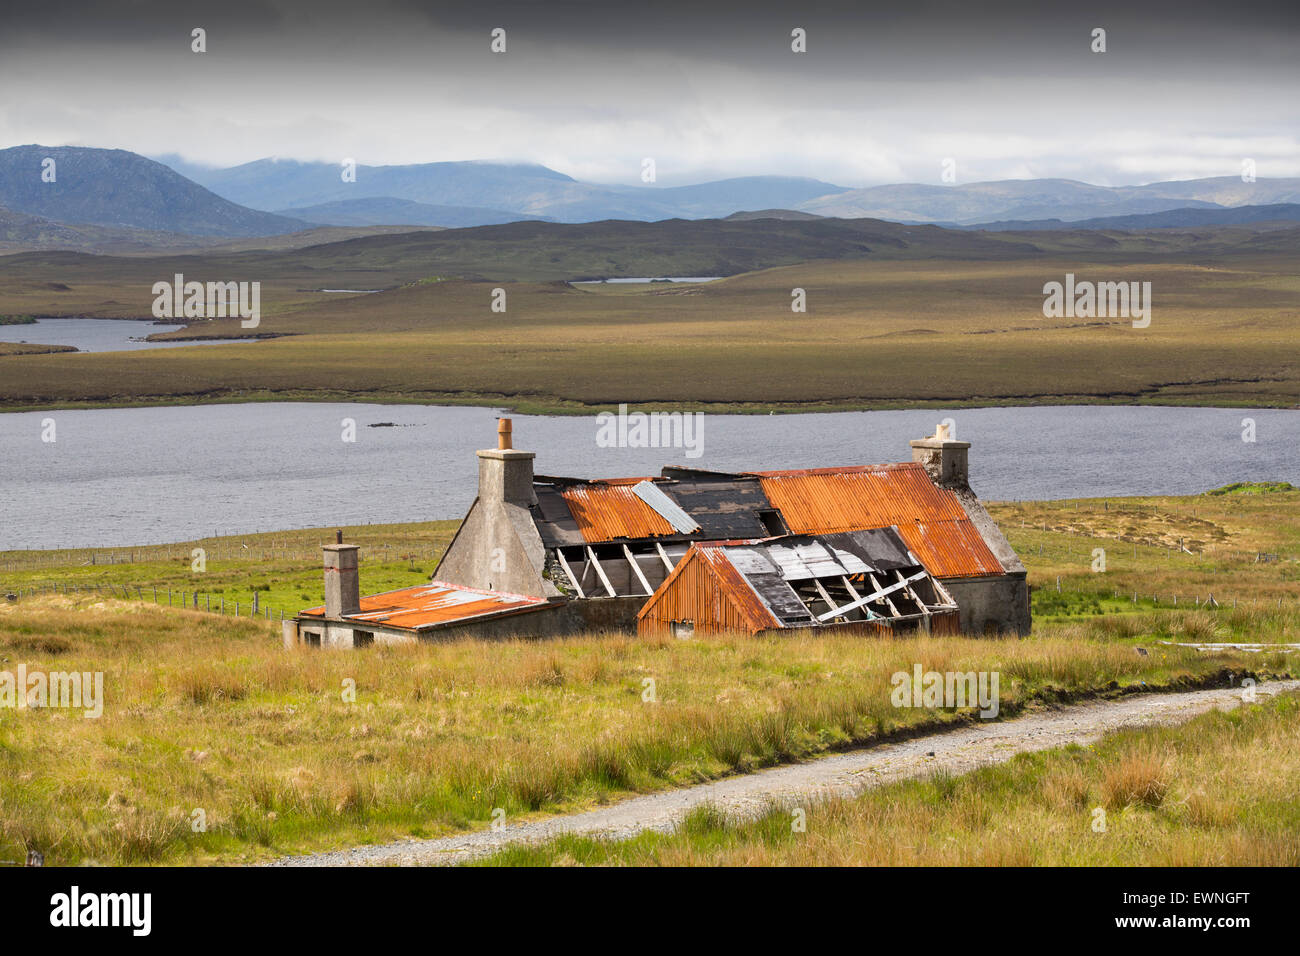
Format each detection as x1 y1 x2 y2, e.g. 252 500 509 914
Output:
752 463 1004 578
820 529 919 573
693 545 784 630
541 462 1007 579
300 581 548 631
663 479 772 539
764 539 852 579
631 480 701 533
557 482 677 541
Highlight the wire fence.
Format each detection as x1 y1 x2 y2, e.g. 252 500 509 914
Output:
3 581 292 623
1010 535 1285 565
0 543 439 574
6 569 1294 624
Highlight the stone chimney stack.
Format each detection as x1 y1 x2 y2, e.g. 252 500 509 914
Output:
323 532 361 617
477 417 537 505
432 418 553 598
910 422 971 489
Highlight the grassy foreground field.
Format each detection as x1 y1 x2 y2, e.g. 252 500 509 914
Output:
0 601 1293 866
0 489 1297 865
479 690 1300 867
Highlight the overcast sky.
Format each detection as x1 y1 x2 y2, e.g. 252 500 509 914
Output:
2 0 1296 187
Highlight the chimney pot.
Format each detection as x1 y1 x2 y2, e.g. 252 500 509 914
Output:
336 529 343 544
477 419 536 505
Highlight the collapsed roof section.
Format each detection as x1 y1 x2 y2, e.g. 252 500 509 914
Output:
637 527 960 635
535 473 773 546
298 580 550 634
533 461 1007 580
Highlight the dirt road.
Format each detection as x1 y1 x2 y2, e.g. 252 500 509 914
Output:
270 679 1298 867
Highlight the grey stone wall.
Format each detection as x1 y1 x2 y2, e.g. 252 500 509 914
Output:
940 573 1031 636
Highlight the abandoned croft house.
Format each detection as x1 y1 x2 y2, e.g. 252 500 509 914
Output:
287 420 1029 648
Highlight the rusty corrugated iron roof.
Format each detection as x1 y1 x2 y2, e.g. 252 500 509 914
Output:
556 482 677 542
696 545 784 630
300 580 548 631
542 461 1007 579
751 463 1004 578
647 544 782 632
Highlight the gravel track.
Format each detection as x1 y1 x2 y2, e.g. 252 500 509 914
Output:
269 679 1298 867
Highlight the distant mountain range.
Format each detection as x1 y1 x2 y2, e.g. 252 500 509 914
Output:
143 154 1300 228
0 145 308 237
158 155 852 224
800 177 1300 224
2 144 1299 249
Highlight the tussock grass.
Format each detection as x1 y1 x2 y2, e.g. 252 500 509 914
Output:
168 664 251 705
1102 748 1172 809
482 691 1300 866
2 593 1290 866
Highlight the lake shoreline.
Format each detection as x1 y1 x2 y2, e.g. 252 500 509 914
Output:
1 390 1294 417
0 316 269 355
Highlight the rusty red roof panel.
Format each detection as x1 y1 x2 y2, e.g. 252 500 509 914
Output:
753 462 1004 578
300 581 549 631
557 482 676 542
682 545 782 631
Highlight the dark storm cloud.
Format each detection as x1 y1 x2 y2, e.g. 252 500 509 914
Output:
9 0 1298 66
1 0 1296 185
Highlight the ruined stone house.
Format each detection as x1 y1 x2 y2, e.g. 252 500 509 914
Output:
287 420 1029 647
